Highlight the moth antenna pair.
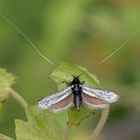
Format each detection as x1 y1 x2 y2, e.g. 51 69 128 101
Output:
0 12 139 68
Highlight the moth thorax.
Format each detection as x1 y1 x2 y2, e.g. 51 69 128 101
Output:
74 84 80 92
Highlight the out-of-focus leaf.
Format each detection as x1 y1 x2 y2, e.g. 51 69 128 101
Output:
51 62 101 126
15 106 63 140
0 103 3 119
0 134 13 140
0 68 16 103
0 68 17 119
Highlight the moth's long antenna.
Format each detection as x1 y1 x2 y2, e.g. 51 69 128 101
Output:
0 12 56 67
93 29 140 68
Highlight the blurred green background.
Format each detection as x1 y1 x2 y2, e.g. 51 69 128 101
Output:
0 0 140 140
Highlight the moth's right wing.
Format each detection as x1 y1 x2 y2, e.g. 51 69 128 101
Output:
81 85 119 109
37 86 74 112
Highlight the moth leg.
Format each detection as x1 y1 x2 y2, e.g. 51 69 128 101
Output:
52 80 70 85
81 81 85 84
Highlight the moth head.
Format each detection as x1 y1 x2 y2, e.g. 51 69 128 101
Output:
71 75 82 84
72 74 82 79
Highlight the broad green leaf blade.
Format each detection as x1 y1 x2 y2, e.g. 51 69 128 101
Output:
15 106 64 140
0 134 14 140
51 62 101 126
68 107 95 126
0 68 16 103
51 62 100 89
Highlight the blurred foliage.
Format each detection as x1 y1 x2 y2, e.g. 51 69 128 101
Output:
15 106 63 140
0 0 140 140
0 68 16 119
0 133 13 140
0 68 16 102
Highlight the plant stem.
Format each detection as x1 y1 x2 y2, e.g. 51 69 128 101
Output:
89 105 110 140
64 122 72 140
7 88 28 109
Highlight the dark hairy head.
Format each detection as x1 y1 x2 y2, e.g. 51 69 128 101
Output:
71 75 81 85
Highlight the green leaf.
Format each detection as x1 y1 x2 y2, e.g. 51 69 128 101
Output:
51 62 101 126
15 106 64 140
0 68 17 119
0 68 16 103
0 103 3 120
0 134 14 140
68 107 95 126
51 62 100 89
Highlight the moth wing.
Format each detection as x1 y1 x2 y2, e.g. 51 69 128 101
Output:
81 85 119 109
38 86 74 112
81 92 108 109
48 93 74 112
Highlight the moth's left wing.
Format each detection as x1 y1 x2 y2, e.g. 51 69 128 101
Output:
37 86 74 112
81 85 119 109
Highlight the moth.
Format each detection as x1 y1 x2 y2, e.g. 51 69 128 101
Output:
37 76 119 112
